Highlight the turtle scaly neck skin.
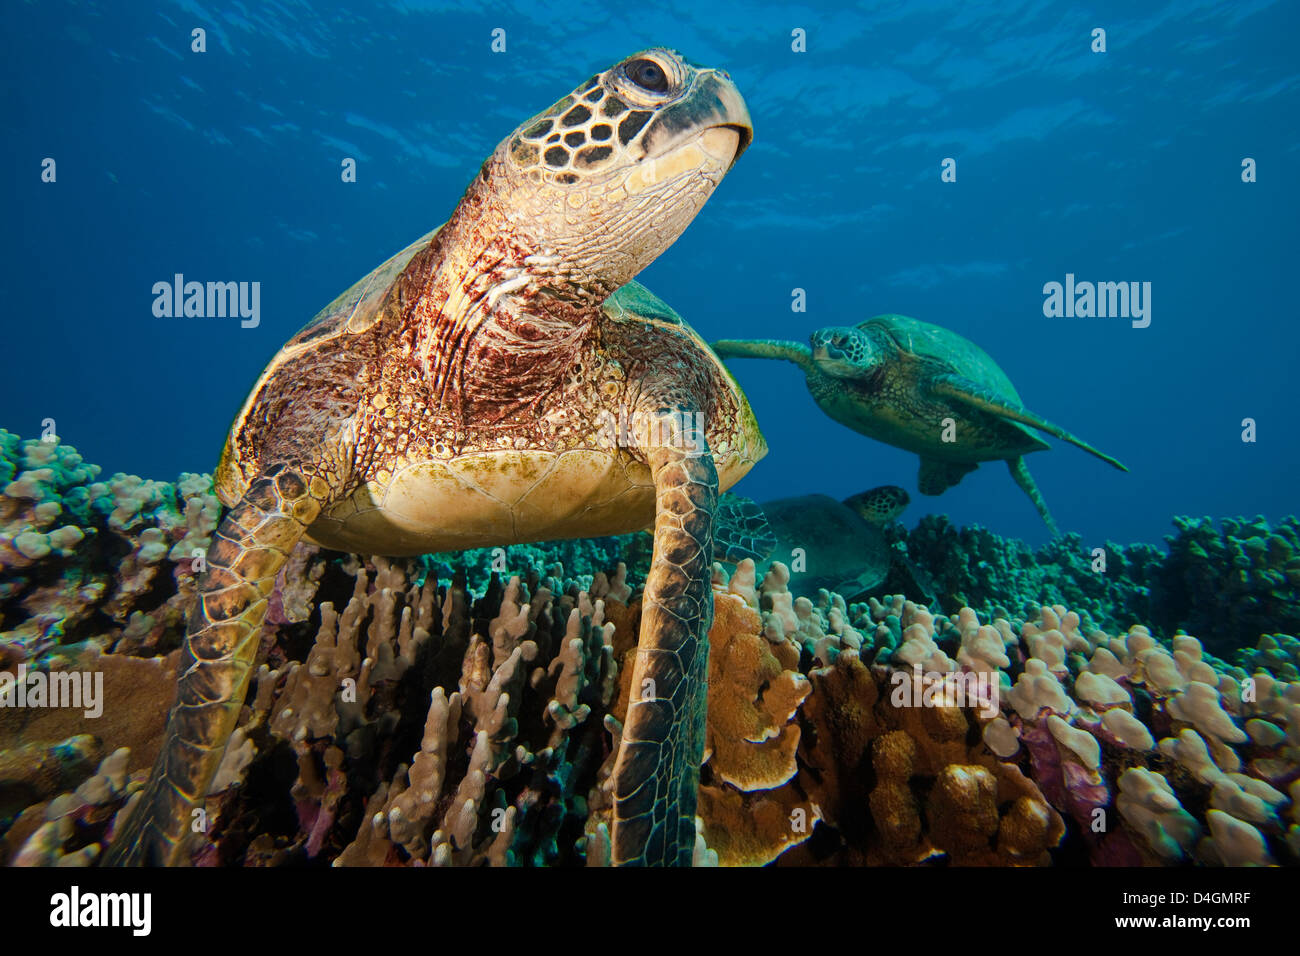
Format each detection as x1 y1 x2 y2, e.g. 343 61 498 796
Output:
389 162 614 429
384 51 751 434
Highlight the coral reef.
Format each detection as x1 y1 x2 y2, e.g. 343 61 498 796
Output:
1 430 218 669
896 512 1300 660
421 534 653 602
1 433 1297 867
1150 516 1300 659
891 515 1160 636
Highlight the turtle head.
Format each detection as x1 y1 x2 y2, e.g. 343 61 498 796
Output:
842 485 910 525
810 326 879 379
491 49 752 289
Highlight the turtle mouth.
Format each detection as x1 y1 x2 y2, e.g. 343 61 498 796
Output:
697 125 747 168
812 343 862 380
625 125 749 194
713 123 753 166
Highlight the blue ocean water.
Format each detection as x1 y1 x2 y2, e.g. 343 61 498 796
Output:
3 0 1297 549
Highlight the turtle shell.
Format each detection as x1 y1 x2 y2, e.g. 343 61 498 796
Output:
860 313 1025 406
286 227 441 351
281 227 686 355
757 493 891 600
215 230 768 552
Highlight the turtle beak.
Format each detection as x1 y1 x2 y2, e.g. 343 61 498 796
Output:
638 68 753 171
811 329 863 379
699 69 753 168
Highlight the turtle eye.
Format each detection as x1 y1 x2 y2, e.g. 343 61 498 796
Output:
624 58 669 93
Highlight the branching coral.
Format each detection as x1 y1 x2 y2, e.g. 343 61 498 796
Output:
1 434 1297 868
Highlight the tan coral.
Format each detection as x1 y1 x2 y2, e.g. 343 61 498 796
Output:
270 601 361 749
867 730 926 862
794 618 1064 867
704 592 809 791
997 794 1061 865
696 782 820 867
692 589 816 866
0 647 177 777
928 764 1001 860
798 648 883 829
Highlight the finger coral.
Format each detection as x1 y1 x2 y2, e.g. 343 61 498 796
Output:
1 435 1296 868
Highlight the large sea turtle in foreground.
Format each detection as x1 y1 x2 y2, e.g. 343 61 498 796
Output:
106 50 762 867
714 315 1127 534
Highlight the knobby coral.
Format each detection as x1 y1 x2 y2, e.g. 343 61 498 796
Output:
1 434 1297 867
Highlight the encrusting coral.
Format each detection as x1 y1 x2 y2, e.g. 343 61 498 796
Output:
1 433 1297 867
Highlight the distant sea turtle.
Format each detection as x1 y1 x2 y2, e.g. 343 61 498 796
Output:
714 315 1127 533
715 485 910 599
106 50 761 867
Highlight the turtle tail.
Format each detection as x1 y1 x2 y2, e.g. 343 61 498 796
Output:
103 465 325 866
610 409 717 866
711 338 814 373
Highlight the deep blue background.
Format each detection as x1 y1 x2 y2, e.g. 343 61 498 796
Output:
3 0 1297 549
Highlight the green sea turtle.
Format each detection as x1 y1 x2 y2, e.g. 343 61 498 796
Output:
713 315 1127 534
715 485 911 600
105 50 762 867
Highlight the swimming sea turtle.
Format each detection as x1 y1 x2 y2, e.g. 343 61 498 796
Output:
713 315 1127 533
715 485 909 600
105 50 762 867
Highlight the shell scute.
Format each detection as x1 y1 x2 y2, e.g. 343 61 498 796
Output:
284 228 440 351
863 313 1023 405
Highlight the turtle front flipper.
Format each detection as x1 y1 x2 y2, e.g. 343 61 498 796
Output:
918 456 978 495
713 493 776 564
1007 456 1060 536
929 374 1129 472
104 465 327 866
611 409 717 866
711 338 815 373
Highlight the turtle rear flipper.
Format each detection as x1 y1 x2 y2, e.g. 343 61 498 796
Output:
610 409 716 866
918 457 978 495
930 374 1128 472
881 551 939 607
712 493 776 564
1007 456 1060 536
104 465 327 866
